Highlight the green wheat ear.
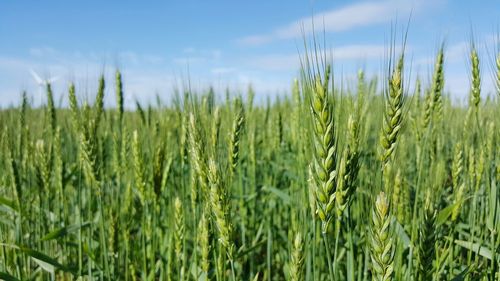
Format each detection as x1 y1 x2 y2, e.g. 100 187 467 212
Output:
310 64 337 233
174 197 185 258
132 130 146 204
188 113 209 198
470 45 481 109
35 139 51 192
289 232 304 281
422 88 433 130
380 54 405 182
174 196 185 279
45 83 56 134
335 114 360 224
116 69 124 122
197 209 210 277
229 97 245 178
496 51 500 96
92 74 105 135
208 158 233 252
431 46 445 120
391 169 403 224
416 203 437 281
68 83 81 132
370 192 395 281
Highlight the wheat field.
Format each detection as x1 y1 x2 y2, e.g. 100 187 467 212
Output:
0 41 499 281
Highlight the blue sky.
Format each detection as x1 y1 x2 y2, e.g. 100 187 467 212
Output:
0 0 498 107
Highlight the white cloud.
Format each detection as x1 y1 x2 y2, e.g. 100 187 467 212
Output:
237 0 420 46
173 49 222 65
238 35 273 46
117 51 165 65
29 47 57 58
243 44 389 71
211 67 237 75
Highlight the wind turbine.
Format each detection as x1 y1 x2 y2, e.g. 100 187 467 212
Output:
30 69 59 107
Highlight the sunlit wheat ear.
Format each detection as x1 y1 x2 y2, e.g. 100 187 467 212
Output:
289 232 304 281
68 83 81 132
357 69 366 99
229 97 245 178
422 89 433 130
92 75 105 135
414 77 421 105
416 203 437 281
463 107 474 136
431 46 445 120
207 158 233 253
370 192 394 281
470 46 481 109
335 150 348 225
174 197 184 258
474 148 485 191
197 210 210 277
79 103 98 188
391 170 403 224
174 196 185 279
310 64 337 233
35 139 50 192
108 211 117 258
128 264 137 281
132 130 146 204
336 115 360 222
188 113 208 197
380 54 405 178
115 69 124 122
247 84 255 112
